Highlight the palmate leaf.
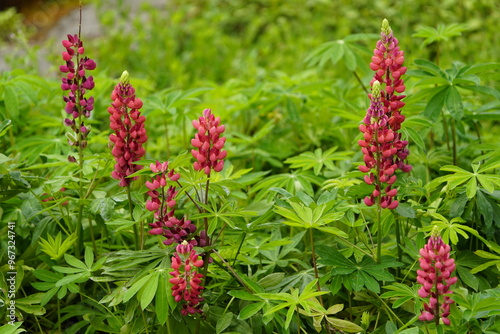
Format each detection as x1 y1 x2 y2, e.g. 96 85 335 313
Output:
317 246 396 293
381 283 422 313
413 23 468 45
284 147 352 175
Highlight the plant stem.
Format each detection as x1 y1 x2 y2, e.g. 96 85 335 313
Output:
176 180 203 212
376 201 382 263
441 111 450 151
371 291 404 326
450 118 457 165
353 71 369 95
126 184 139 250
88 217 97 255
213 249 253 293
232 232 246 267
336 236 374 258
394 215 402 277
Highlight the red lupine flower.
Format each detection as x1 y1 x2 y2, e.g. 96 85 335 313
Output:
60 33 95 150
108 71 148 187
191 109 227 175
169 241 204 315
146 161 200 246
417 227 457 326
359 19 411 209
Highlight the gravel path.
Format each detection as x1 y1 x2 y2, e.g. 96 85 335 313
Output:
0 0 167 74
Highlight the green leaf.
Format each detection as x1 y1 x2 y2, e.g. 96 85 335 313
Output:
89 197 116 221
403 127 426 153
316 246 355 273
446 85 463 120
55 273 87 287
141 272 159 310
394 203 416 218
63 253 88 270
284 304 295 329
456 266 479 291
424 86 448 120
343 45 356 71
216 312 233 334
156 272 169 325
84 246 94 269
32 269 62 283
238 302 265 320
123 275 152 303
4 85 19 122
52 266 85 274
0 322 26 334
257 272 286 289
466 178 477 199
326 317 363 333
228 290 263 302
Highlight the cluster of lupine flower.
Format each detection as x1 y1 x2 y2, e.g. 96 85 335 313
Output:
60 34 96 151
191 109 227 175
417 229 457 325
108 71 148 187
145 161 199 246
358 19 411 209
169 241 205 315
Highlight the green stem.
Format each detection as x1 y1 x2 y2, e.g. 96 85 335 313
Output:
336 236 374 258
176 180 203 213
353 71 369 95
395 315 419 333
376 201 382 263
371 291 404 326
126 184 139 250
450 118 457 165
213 249 253 293
88 217 97 256
441 111 450 151
232 232 247 267
395 216 402 277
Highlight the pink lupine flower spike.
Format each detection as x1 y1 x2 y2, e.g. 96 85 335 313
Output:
60 33 96 152
191 109 227 175
169 241 205 315
108 71 148 187
358 19 411 210
417 227 457 326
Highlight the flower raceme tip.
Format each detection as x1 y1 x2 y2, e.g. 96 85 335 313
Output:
191 109 227 175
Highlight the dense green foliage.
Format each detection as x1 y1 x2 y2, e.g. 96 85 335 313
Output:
1 0 500 333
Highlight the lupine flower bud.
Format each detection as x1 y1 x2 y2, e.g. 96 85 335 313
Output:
191 109 227 175
359 19 411 209
146 161 200 246
108 71 148 187
60 33 95 151
417 227 457 326
169 241 204 315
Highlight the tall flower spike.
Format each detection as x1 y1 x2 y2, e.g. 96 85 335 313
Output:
191 109 227 175
109 71 148 187
359 19 411 210
169 241 204 316
60 33 96 153
417 227 457 326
